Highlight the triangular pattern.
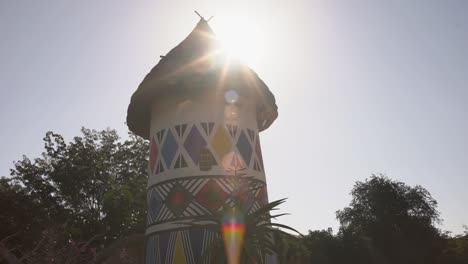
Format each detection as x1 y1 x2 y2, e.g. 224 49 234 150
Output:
181 156 188 168
247 128 255 142
175 125 182 138
201 122 215 136
181 124 188 137
236 130 253 167
208 122 214 135
159 231 171 264
175 124 189 138
201 123 209 136
150 136 159 175
204 230 218 263
155 160 165 174
229 153 245 171
181 231 195 263
174 154 189 169
173 232 187 264
189 228 204 264
146 177 268 225
156 129 166 144
226 124 238 138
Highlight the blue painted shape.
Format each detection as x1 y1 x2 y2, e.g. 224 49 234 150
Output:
236 130 252 166
161 129 178 168
184 125 207 165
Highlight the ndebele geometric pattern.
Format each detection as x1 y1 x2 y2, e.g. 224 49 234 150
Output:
145 227 217 264
146 175 268 227
145 227 278 264
149 123 265 176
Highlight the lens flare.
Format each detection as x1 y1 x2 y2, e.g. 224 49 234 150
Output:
222 208 245 264
224 89 239 104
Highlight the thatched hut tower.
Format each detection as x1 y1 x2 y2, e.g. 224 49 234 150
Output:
127 17 278 263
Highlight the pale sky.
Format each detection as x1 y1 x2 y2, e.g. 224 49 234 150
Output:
1 0 467 234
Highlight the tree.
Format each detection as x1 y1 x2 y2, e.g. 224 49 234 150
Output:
301 229 346 264
438 227 468 264
274 231 310 264
336 175 443 264
0 128 148 262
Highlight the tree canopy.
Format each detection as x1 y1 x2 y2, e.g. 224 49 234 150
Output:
336 175 443 264
0 128 148 263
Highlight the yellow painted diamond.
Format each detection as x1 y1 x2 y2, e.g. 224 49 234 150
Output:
211 126 232 161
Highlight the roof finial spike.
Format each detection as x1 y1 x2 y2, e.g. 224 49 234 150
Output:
194 10 204 21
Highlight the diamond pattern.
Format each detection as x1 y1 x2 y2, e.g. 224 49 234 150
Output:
195 180 229 211
184 125 207 165
150 136 159 175
161 129 178 168
146 177 267 226
237 130 253 166
166 183 192 217
211 126 232 161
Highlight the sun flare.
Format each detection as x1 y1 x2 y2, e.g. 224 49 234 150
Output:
212 17 268 68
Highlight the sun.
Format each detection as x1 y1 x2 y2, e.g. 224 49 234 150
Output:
212 17 268 68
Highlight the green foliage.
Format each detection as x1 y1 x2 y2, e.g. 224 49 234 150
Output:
274 231 310 263
180 177 299 264
0 128 148 261
302 229 344 264
438 228 468 264
282 175 468 264
336 175 443 264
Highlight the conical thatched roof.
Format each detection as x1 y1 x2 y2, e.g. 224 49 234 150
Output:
127 19 278 139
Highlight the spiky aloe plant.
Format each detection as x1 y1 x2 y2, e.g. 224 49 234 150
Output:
179 177 299 264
